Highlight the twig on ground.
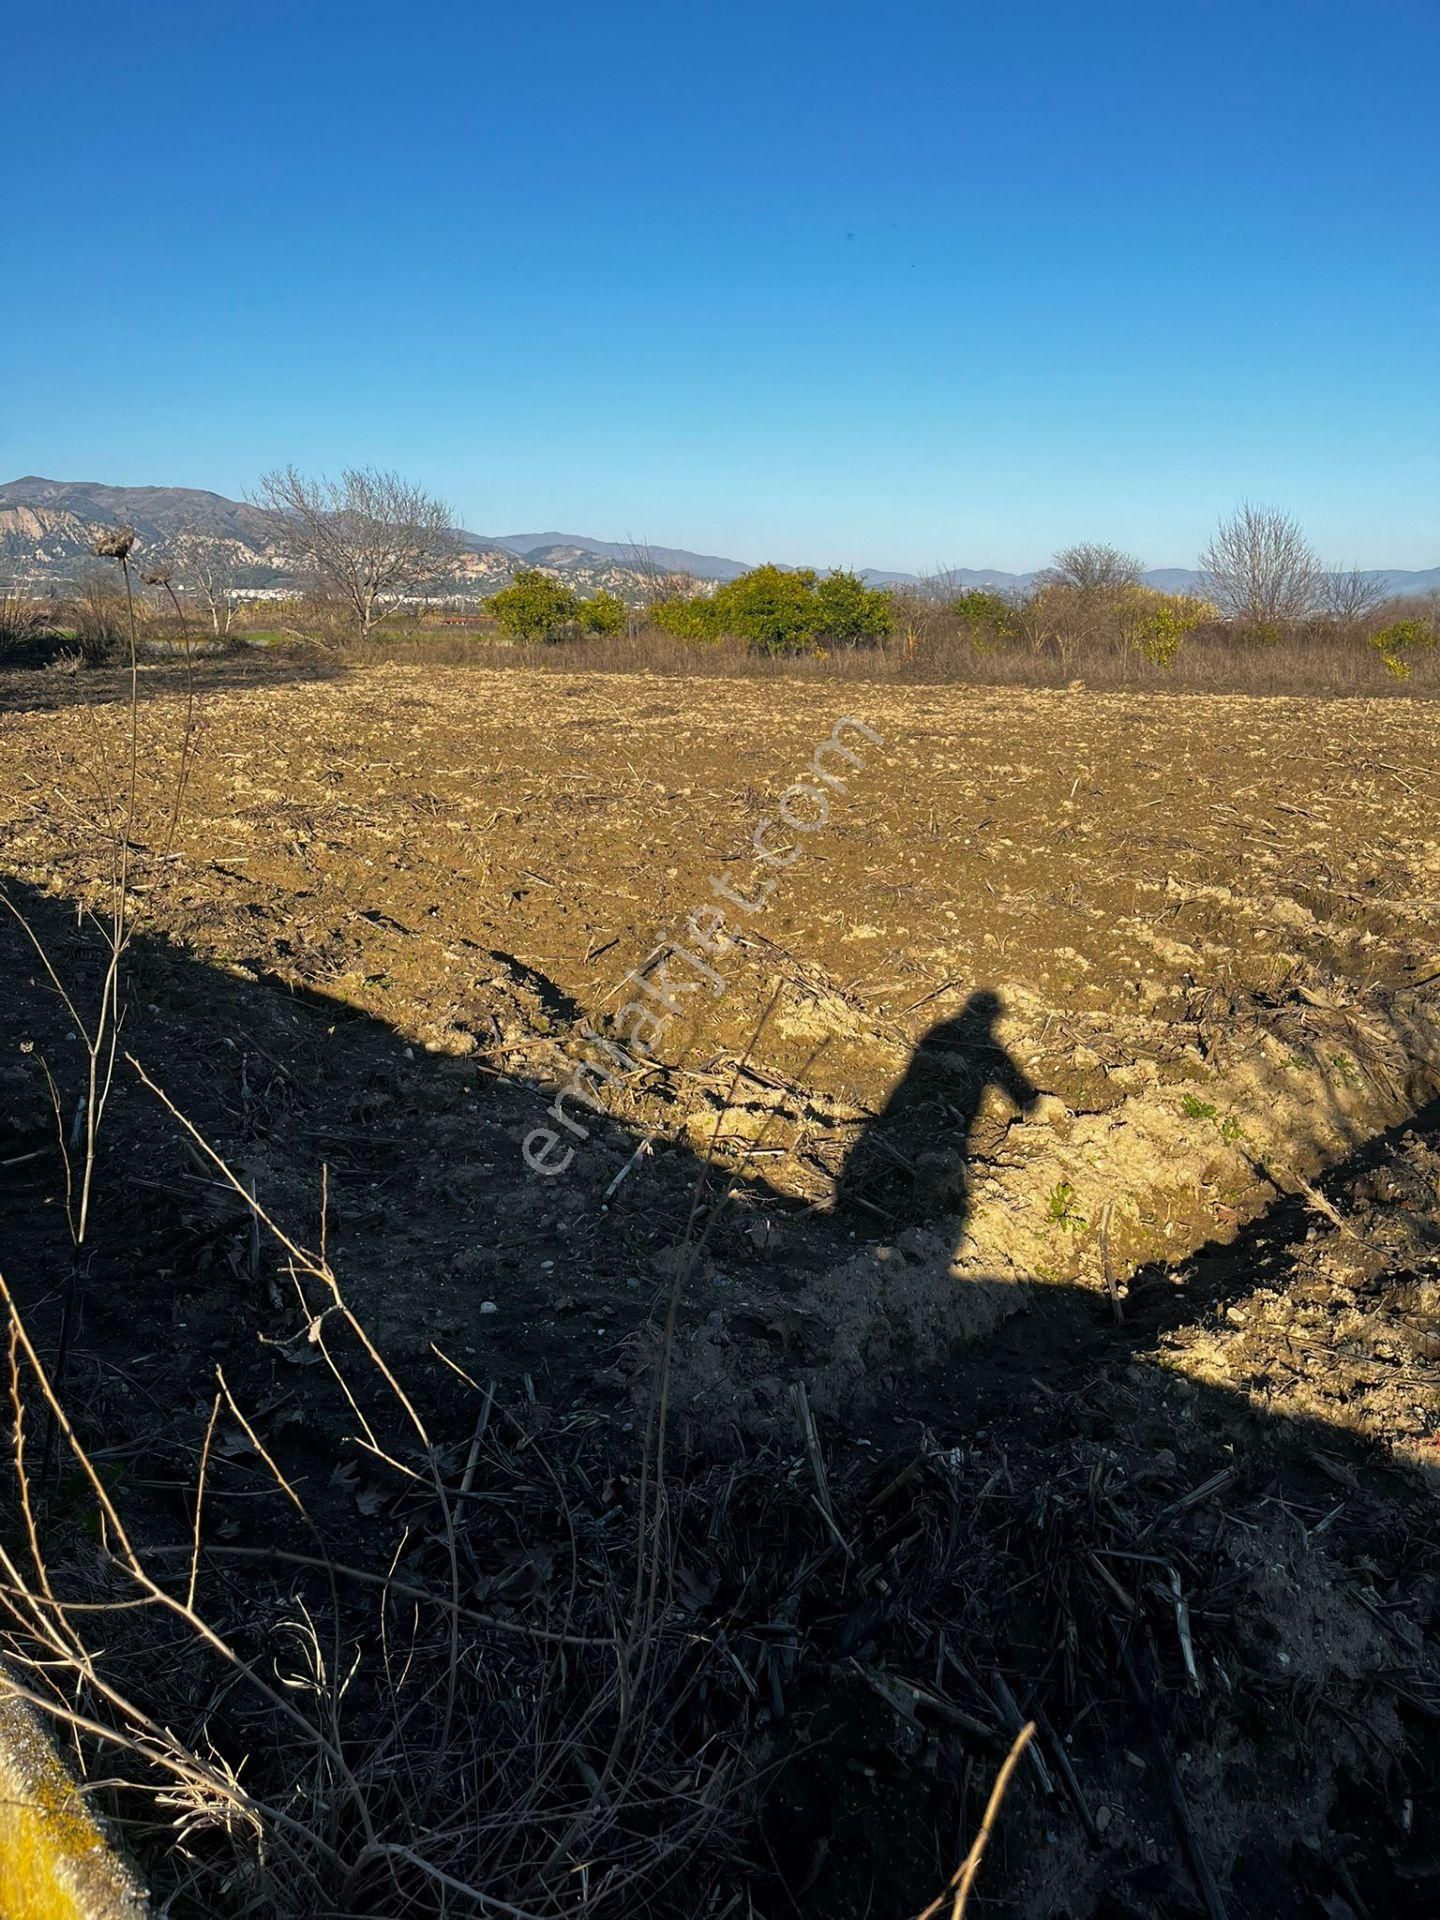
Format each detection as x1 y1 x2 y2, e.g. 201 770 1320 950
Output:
914 1719 1036 1920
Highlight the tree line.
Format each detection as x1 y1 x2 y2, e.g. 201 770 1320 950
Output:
13 468 1429 679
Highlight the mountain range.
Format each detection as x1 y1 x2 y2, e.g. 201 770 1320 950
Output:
3 477 1437 603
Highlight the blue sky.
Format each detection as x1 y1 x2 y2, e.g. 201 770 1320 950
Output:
4 0 1436 572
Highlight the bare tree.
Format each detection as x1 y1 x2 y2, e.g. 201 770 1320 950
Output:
620 540 668 609
1321 565 1384 624
1046 542 1143 591
253 466 460 635
1199 503 1322 626
620 539 701 613
919 567 974 604
179 529 245 637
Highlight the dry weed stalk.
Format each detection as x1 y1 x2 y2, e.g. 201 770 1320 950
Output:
915 1720 1036 1920
1 529 201 1447
0 1033 750 1914
142 561 201 855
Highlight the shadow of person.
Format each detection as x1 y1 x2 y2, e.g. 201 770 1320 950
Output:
834 988 1039 1240
2 873 1431 1481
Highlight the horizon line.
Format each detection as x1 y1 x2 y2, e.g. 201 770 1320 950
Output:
2 473 1437 581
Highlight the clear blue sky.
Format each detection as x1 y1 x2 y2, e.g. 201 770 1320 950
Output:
4 0 1436 572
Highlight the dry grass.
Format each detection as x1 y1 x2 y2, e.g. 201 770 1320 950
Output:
0 953 779 1917
0 1163 748 1917
0 589 47 649
10 579 1436 698
333 618 1440 698
2 1052 1437 1916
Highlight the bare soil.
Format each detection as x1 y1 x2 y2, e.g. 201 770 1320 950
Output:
1 658 1438 1918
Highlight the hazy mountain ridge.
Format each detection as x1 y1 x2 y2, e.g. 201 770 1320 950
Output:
500 532 755 582
3 479 1437 602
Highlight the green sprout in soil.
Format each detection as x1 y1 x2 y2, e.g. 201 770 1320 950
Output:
1046 1180 1087 1232
1180 1091 1247 1143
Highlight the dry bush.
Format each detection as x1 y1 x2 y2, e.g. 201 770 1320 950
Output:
0 1259 745 1917
0 587 48 653
131 606 243 659
1322 566 1386 628
270 588 368 649
0 1038 775 1918
71 569 132 665
1374 587 1440 633
1043 541 1143 591
342 608 1440 697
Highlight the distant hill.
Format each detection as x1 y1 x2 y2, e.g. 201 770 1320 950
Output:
3 478 1436 604
500 532 754 582
0 477 293 587
0 476 279 547
0 477 523 596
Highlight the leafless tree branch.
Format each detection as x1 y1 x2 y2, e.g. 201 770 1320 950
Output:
1200 502 1322 626
253 466 460 636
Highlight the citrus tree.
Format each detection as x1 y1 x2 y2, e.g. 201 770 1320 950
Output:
578 590 627 635
814 569 894 646
709 564 820 653
951 588 1018 648
488 569 579 641
650 594 723 642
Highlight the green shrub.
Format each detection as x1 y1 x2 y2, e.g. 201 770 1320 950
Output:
710 564 821 654
578 589 627 635
648 565 892 654
1235 618 1285 646
488 569 579 641
650 594 723 643
1370 617 1437 679
813 570 894 646
951 588 1015 632
1118 588 1215 668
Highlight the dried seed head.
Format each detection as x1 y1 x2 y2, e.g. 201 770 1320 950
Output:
143 565 172 586
93 525 136 559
